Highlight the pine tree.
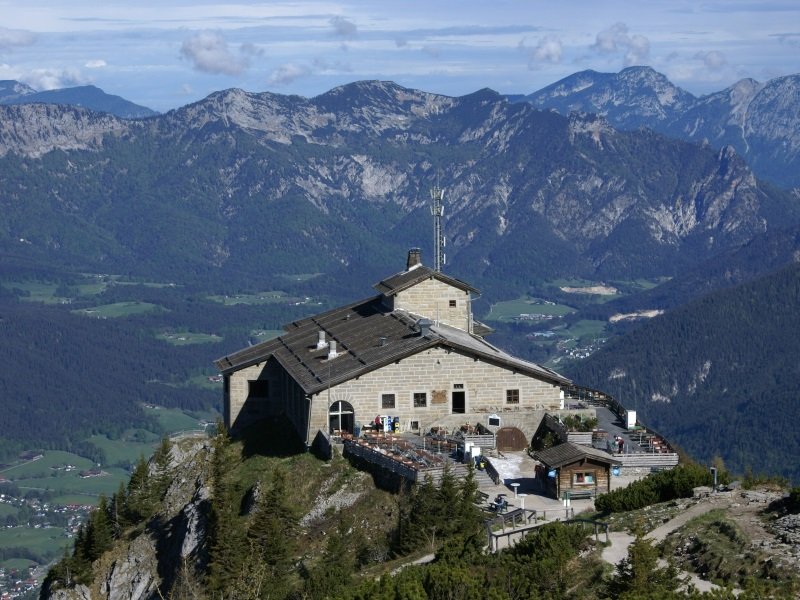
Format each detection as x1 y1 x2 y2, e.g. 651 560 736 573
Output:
86 494 114 560
606 533 685 599
245 467 299 599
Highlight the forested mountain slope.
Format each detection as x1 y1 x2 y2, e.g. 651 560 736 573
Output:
1 82 797 300
565 261 800 481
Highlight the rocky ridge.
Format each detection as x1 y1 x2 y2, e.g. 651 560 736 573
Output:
521 67 800 189
1 79 797 291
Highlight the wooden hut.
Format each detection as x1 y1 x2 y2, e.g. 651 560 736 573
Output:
534 442 620 499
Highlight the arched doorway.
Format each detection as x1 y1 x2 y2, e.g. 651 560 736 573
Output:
496 427 527 451
329 401 354 435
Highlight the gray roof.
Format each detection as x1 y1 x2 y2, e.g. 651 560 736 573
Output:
373 264 479 296
214 296 570 395
534 442 621 469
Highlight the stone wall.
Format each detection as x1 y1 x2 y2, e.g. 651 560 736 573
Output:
226 357 307 434
393 278 471 331
307 346 561 445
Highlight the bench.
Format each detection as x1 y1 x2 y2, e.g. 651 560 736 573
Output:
565 489 595 500
488 499 509 513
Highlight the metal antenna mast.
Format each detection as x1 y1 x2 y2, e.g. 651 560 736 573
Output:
430 184 445 272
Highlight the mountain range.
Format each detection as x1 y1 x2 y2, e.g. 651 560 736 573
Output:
1 80 797 300
1 70 800 481
516 66 800 189
0 79 158 119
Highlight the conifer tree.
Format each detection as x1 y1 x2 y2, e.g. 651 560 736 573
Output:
606 533 685 599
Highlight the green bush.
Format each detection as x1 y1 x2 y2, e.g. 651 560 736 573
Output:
595 463 712 513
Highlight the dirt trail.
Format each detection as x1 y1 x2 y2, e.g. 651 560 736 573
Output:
600 497 732 593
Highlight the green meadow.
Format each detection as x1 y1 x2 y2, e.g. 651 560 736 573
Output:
486 296 575 322
72 301 163 318
156 331 223 345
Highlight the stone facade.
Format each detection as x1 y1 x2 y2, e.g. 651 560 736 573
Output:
389 278 472 331
224 358 308 435
307 346 561 445
225 345 563 445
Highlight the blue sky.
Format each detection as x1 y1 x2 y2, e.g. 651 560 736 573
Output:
1 0 798 112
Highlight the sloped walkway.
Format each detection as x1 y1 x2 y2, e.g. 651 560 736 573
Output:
600 497 733 593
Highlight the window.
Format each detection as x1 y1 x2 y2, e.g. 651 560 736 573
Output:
413 392 427 408
381 393 396 409
248 380 269 398
506 389 520 404
573 472 595 486
449 299 457 308
454 383 464 389
410 420 420 431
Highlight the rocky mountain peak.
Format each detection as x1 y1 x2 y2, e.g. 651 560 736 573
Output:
0 79 37 102
0 103 128 158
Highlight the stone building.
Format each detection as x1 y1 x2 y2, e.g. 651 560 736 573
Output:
214 250 572 447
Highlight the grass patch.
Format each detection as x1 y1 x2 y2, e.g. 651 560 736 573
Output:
660 509 796 588
87 434 158 467
14 467 131 497
0 451 95 479
143 406 212 433
567 320 608 338
2 556 42 571
277 272 323 282
207 291 291 305
0 527 71 562
1 281 63 303
72 301 163 318
49 494 102 506
156 331 223 345
486 296 575 322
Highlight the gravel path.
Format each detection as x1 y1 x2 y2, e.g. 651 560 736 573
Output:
600 497 732 592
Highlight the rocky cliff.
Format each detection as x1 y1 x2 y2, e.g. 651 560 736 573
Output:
42 437 215 600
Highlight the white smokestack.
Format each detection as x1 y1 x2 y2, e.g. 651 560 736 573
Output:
317 330 327 349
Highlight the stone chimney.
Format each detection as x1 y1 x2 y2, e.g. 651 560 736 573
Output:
417 318 433 337
327 340 338 360
316 330 327 349
407 248 422 270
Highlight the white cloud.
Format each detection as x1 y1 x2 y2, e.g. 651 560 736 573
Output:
85 59 107 69
531 35 562 64
180 31 247 76
330 16 357 39
312 58 351 73
0 27 36 50
592 22 650 65
695 50 727 70
22 67 86 90
269 62 311 85
180 83 193 95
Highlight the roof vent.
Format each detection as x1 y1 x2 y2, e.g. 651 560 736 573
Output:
379 336 388 347
406 248 421 270
316 330 328 349
417 318 433 337
327 340 338 360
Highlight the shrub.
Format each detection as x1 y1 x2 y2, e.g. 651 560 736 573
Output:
595 463 712 513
